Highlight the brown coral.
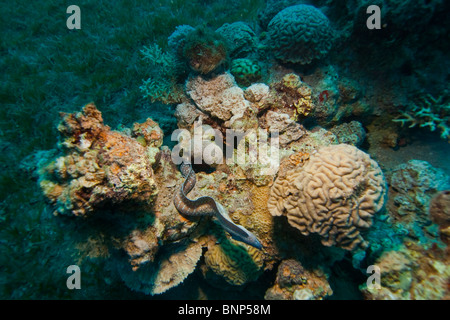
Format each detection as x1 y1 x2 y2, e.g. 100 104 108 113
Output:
429 190 450 244
361 242 450 300
264 259 332 300
132 118 164 148
39 103 159 217
122 228 159 271
183 27 227 74
267 73 314 121
268 144 387 250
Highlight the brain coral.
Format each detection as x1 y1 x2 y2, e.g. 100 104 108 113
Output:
216 22 257 58
230 58 262 87
268 144 386 250
267 5 335 64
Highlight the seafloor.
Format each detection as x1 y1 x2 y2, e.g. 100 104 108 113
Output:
0 0 449 300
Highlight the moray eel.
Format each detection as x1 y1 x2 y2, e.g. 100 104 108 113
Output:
174 162 262 250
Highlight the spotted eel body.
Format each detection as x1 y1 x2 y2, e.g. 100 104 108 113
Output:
174 162 262 250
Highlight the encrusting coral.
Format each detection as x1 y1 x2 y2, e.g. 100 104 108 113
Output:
268 73 314 122
429 190 450 245
264 259 332 300
132 118 164 148
388 160 449 239
38 103 159 217
268 144 387 250
360 242 450 300
117 241 203 296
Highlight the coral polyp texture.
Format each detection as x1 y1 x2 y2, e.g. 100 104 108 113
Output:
185 72 252 128
230 58 262 87
38 103 159 217
268 144 387 250
117 241 203 296
267 5 335 64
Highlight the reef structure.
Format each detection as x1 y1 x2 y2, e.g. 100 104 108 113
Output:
38 103 160 217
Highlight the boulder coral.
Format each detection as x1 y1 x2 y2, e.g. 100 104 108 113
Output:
38 103 159 217
168 24 195 57
267 5 335 64
216 22 257 58
268 144 387 250
330 121 366 147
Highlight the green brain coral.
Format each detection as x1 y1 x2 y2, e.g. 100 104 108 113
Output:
230 58 262 87
268 4 335 65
